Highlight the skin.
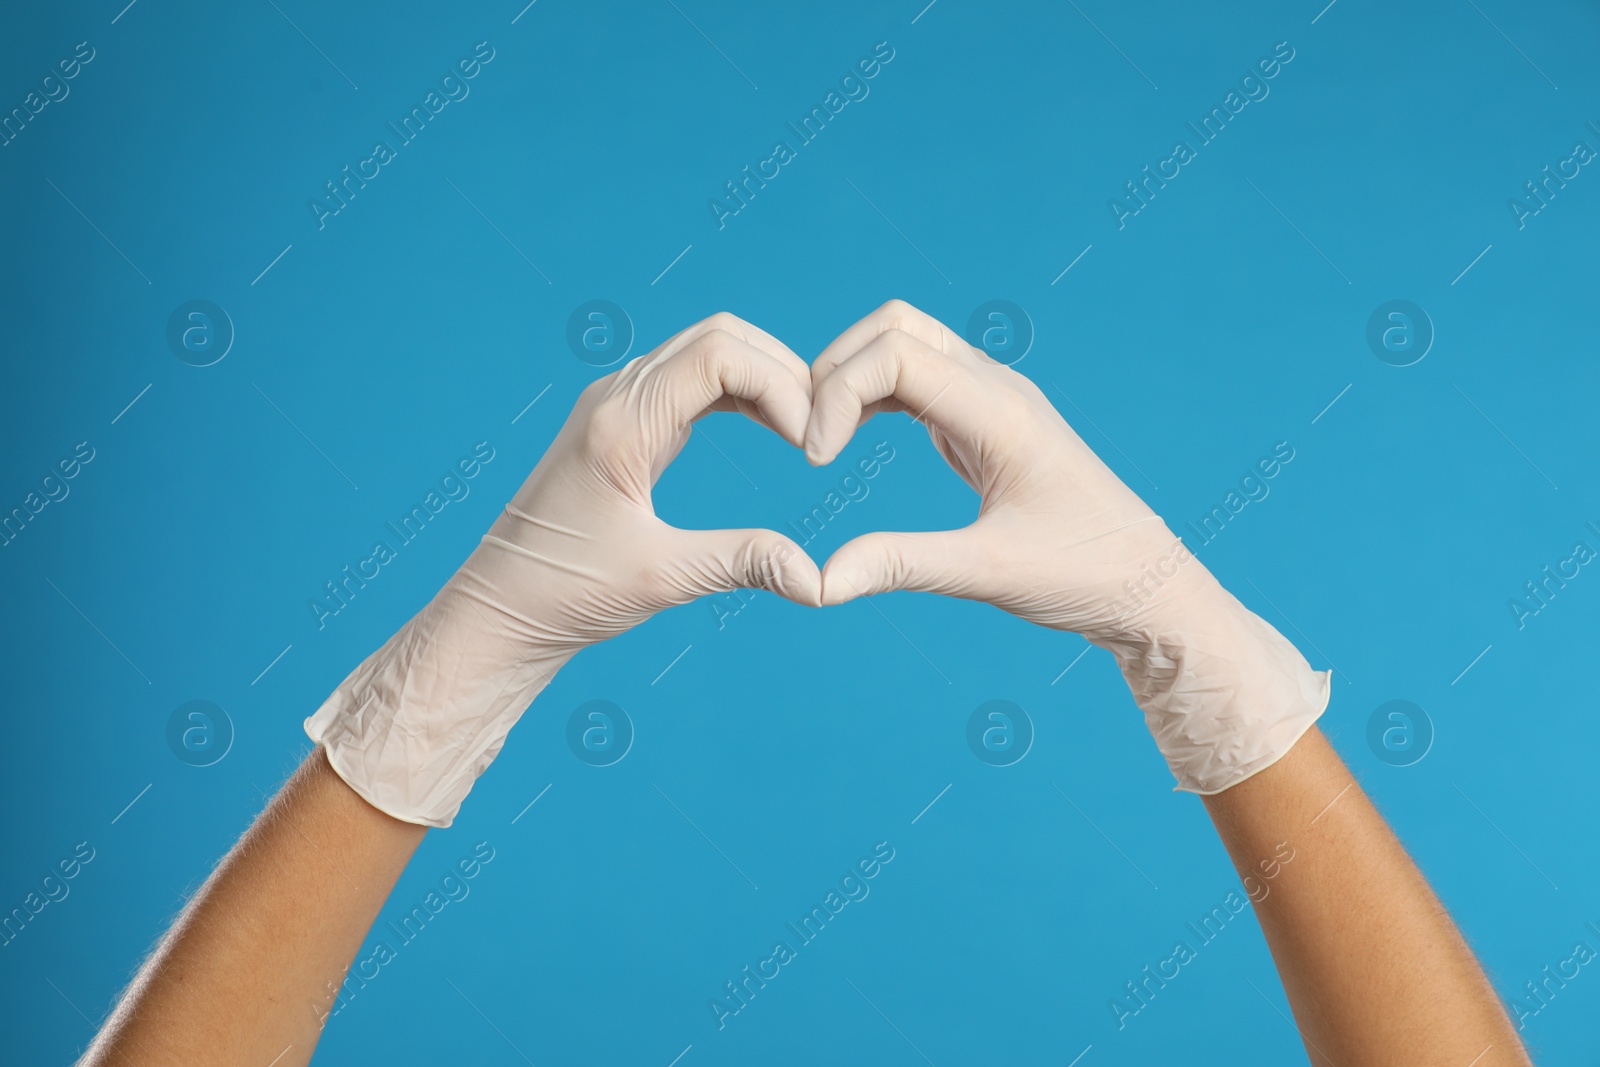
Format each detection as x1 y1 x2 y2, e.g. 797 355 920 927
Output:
82 733 1530 1067
805 301 1530 1065
77 306 1529 1064
81 749 424 1067
1204 727 1528 1066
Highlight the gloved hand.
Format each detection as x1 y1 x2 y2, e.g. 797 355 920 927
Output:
306 313 823 827
804 300 1329 794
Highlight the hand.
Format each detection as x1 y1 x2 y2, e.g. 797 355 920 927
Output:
307 313 823 826
804 300 1329 793
469 311 822 647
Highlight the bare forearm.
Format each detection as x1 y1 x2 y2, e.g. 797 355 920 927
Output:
1202 727 1528 1066
81 748 426 1067
76 317 816 1064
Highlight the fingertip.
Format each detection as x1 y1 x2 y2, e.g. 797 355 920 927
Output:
802 426 830 466
803 414 847 466
772 543 823 608
770 408 810 451
818 558 869 606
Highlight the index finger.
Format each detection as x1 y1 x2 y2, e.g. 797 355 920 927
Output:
629 324 814 454
812 299 980 382
805 328 1016 467
643 311 811 400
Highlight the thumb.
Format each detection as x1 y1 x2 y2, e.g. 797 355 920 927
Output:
820 529 983 606
665 527 823 607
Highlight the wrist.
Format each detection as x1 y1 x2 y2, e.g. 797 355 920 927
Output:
1086 526 1227 641
1093 576 1331 794
304 582 574 828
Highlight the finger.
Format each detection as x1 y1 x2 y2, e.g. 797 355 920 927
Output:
812 299 978 381
820 528 987 606
638 328 814 453
646 311 812 400
808 301 977 434
700 390 796 441
805 329 1006 466
662 527 822 608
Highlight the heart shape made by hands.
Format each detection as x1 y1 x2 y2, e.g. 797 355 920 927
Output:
309 299 1329 829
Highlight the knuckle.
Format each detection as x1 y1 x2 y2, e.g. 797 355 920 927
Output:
818 362 864 407
877 298 917 322
994 388 1032 425
877 299 933 337
1008 370 1049 406
686 331 743 397
572 376 621 431
701 311 745 336
876 537 909 589
582 397 633 448
873 327 915 360
690 327 737 364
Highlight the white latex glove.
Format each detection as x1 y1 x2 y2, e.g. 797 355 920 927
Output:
306 313 823 827
805 301 1329 794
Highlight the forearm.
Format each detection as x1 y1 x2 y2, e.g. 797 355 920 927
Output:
1202 727 1528 1066
79 315 813 1065
81 748 426 1067
798 301 1528 1061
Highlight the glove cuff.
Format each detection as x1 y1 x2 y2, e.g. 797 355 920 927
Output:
1096 583 1332 794
305 584 572 827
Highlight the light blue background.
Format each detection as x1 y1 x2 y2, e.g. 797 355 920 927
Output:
3 0 1598 1063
